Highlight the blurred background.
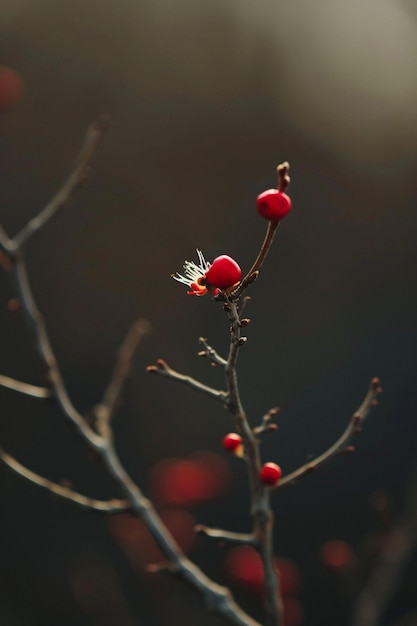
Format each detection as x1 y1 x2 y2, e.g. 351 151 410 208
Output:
0 1 417 625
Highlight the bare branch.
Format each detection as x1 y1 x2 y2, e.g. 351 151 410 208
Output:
0 445 128 513
195 525 256 547
278 378 383 489
0 374 51 398
198 336 227 368
253 406 279 437
223 296 282 626
7 117 109 253
146 359 227 403
100 440 262 626
12 252 104 451
0 120 265 626
95 318 150 433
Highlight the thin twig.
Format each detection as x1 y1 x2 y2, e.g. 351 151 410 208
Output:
0 374 51 398
4 117 109 254
232 162 289 299
0 445 128 512
277 378 382 489
253 406 280 437
146 359 227 403
350 467 417 626
12 251 104 451
95 318 150 435
198 337 227 368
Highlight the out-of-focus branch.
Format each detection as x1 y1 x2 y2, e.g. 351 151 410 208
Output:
0 445 128 513
195 524 256 547
277 377 382 489
0 374 51 398
146 358 227 403
12 252 104 451
0 117 109 255
0 121 263 626
95 318 150 436
350 467 417 626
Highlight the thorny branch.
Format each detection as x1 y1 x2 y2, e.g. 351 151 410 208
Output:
0 121 263 626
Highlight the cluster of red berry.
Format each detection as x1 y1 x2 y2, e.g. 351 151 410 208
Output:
223 433 282 487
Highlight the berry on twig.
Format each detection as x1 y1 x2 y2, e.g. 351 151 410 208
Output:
223 433 243 457
259 462 282 486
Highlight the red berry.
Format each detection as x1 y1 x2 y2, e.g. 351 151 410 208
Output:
259 462 282 486
256 189 292 222
205 255 242 290
320 540 355 572
222 433 243 453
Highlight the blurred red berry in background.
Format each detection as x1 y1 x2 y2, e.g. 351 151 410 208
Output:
149 452 230 506
275 557 300 597
0 66 24 110
282 596 304 626
320 539 355 573
110 509 196 570
225 546 264 595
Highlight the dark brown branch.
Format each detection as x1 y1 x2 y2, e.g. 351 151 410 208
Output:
223 297 282 626
232 162 289 299
277 377 382 489
147 359 227 403
0 374 51 398
0 445 128 513
95 318 150 435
